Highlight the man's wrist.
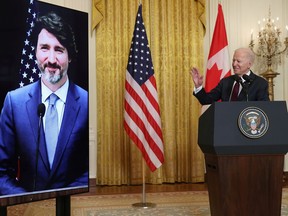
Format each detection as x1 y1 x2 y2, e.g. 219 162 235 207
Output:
194 85 203 94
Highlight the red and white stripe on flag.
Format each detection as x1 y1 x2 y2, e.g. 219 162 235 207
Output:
205 4 231 92
124 4 164 172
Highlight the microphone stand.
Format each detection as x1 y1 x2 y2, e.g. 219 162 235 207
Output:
242 74 252 102
33 104 46 191
34 112 44 191
242 81 250 101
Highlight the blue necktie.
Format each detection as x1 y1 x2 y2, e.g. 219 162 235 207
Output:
45 93 59 168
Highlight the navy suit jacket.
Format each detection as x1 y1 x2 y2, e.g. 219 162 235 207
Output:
0 80 88 195
194 71 270 104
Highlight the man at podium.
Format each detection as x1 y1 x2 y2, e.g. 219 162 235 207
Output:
191 48 288 216
190 47 269 104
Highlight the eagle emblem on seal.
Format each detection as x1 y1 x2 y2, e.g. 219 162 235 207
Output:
238 107 269 138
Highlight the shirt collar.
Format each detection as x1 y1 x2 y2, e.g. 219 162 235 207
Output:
41 79 69 103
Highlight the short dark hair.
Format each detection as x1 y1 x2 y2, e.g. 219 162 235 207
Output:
31 11 78 61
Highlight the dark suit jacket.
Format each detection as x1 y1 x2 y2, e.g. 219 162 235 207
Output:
193 71 270 105
0 80 88 195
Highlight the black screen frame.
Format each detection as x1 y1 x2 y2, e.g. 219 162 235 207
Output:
0 0 89 206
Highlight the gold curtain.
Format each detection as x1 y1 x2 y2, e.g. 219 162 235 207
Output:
93 0 206 185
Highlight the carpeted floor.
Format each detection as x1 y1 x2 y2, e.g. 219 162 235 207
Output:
6 189 288 215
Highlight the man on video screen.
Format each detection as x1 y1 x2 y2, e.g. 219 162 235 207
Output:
0 11 88 195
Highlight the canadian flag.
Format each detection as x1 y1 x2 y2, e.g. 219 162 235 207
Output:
205 4 231 92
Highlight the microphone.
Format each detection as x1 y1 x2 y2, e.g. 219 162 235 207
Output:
241 75 252 101
234 75 243 85
37 103 46 117
242 74 253 83
34 103 46 191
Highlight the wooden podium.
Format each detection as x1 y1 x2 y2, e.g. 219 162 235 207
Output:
198 101 288 216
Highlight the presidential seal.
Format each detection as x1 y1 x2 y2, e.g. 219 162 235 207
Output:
238 107 269 139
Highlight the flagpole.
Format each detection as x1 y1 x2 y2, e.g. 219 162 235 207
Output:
132 159 156 208
142 159 146 204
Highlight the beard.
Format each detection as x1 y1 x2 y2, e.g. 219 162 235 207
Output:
43 72 63 84
38 62 68 84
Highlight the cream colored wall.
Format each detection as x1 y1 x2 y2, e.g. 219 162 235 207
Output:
38 0 288 178
39 0 97 178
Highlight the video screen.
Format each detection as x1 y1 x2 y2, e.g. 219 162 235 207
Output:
0 0 89 206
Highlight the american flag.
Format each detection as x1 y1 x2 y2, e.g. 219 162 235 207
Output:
19 0 40 88
124 4 164 172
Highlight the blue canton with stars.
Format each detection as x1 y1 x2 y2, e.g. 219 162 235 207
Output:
19 0 41 88
127 5 154 86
